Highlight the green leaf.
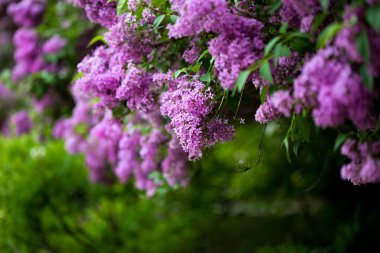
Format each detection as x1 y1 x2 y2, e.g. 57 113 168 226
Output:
279 22 288 34
260 86 269 103
366 5 380 32
259 60 274 84
152 0 167 7
169 15 178 24
173 68 187 78
200 72 211 83
153 15 166 32
87 35 107 47
333 133 348 153
234 70 251 94
273 43 291 67
264 36 282 56
117 0 129 15
71 72 83 83
189 64 201 73
269 0 281 13
293 142 300 156
311 13 327 33
316 22 342 49
320 0 329 12
356 31 371 64
294 116 310 143
196 49 210 64
283 137 291 163
360 65 374 91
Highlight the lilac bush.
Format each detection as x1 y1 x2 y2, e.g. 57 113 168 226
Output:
1 0 380 195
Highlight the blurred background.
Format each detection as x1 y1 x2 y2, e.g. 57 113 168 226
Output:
1 123 380 253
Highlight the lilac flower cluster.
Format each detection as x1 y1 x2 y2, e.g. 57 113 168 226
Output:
7 0 45 27
255 98 281 124
6 0 66 80
105 12 155 63
9 110 33 136
280 0 321 32
72 0 117 28
294 47 376 129
12 28 45 80
74 46 123 108
182 40 201 64
160 74 234 159
341 139 380 185
116 64 156 112
335 6 380 76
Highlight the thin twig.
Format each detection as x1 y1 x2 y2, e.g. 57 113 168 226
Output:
303 150 330 192
253 124 266 167
213 92 226 119
236 124 266 172
234 88 245 120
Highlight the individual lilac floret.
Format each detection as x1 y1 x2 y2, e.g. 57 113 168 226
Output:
294 47 376 129
11 111 33 136
42 35 66 55
340 139 380 185
7 0 46 27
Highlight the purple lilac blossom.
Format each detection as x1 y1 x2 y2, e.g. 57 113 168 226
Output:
335 6 380 77
74 46 124 107
160 74 234 159
255 98 281 124
115 130 141 183
293 47 376 129
340 139 380 185
116 64 156 112
105 12 154 64
168 0 264 89
85 116 122 182
72 0 117 28
280 0 321 32
42 35 66 54
12 28 45 80
183 41 201 64
162 135 189 186
11 110 33 136
7 0 46 27
270 90 293 117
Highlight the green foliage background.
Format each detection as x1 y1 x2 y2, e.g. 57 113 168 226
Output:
1 124 379 253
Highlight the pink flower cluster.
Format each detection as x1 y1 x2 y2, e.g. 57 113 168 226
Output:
341 139 380 185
